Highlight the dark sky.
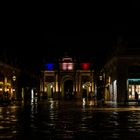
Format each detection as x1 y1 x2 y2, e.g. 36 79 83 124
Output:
1 2 139 73
2 24 140 72
43 24 139 63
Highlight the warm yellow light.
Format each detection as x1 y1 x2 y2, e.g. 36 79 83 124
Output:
109 76 111 84
5 83 11 86
0 82 3 85
13 76 16 81
56 82 58 92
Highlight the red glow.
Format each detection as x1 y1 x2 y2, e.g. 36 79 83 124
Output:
81 63 90 70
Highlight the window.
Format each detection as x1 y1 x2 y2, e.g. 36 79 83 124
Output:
61 63 73 70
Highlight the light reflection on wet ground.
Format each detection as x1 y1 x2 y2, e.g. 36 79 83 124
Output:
0 99 140 139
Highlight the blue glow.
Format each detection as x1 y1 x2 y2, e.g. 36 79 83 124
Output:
45 63 54 70
128 79 140 81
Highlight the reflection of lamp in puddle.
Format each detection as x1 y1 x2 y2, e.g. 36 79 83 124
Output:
31 89 34 103
50 100 54 109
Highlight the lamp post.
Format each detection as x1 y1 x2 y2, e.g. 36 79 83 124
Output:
12 75 16 100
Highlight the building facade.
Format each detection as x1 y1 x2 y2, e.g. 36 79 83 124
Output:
0 61 39 103
0 61 20 102
40 55 95 99
104 47 140 103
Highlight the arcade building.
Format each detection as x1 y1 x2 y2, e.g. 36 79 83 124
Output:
104 47 140 104
0 60 40 104
40 55 95 99
0 61 20 102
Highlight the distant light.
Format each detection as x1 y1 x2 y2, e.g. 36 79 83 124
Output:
31 89 34 99
62 63 67 70
50 84 53 88
99 76 102 80
45 63 54 70
62 63 73 70
67 63 73 70
128 78 140 81
81 63 90 70
0 82 3 85
12 76 16 81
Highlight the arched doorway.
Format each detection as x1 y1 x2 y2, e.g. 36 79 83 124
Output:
64 80 73 99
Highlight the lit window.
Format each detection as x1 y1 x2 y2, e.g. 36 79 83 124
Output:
62 63 73 70
68 63 73 70
62 63 67 70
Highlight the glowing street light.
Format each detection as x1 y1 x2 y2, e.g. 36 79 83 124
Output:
12 76 16 81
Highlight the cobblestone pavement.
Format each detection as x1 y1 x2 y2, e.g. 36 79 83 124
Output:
0 99 140 139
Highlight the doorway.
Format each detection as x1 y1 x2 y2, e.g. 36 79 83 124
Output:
64 80 73 98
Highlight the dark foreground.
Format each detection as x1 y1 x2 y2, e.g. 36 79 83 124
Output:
0 98 140 139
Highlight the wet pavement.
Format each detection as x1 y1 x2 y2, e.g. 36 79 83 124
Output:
0 98 140 139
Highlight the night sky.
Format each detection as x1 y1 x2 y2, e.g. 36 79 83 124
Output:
1 2 139 75
43 24 140 65
1 24 140 73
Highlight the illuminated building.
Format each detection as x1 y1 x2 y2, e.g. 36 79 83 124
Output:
104 47 140 104
0 60 39 103
0 61 20 102
40 55 95 99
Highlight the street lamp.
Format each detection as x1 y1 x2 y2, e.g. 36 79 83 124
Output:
12 75 16 81
12 75 16 100
99 75 102 81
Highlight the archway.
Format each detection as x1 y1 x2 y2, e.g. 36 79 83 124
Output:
64 80 73 98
